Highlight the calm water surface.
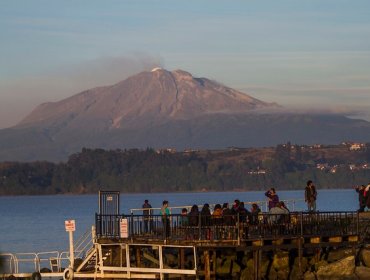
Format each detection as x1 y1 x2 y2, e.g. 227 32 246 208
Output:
0 189 359 254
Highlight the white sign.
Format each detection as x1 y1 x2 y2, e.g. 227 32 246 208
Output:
120 218 128 238
65 220 76 232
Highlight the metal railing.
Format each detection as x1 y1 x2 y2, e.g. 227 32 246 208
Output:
95 211 359 242
0 227 95 275
129 198 305 215
0 251 68 275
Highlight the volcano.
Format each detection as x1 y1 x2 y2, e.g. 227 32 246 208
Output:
0 68 369 162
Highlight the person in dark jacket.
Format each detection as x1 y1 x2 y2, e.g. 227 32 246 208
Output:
222 202 234 226
250 203 262 225
305 180 317 212
200 203 211 226
142 199 152 233
265 188 279 210
188 204 200 226
238 202 251 223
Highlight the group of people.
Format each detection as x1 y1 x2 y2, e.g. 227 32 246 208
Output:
265 180 317 214
142 179 318 230
142 199 264 234
140 180 319 237
178 200 263 227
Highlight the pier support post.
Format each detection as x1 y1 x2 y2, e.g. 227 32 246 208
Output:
180 248 185 280
253 249 261 280
204 250 211 280
212 250 216 280
136 246 141 268
298 237 303 278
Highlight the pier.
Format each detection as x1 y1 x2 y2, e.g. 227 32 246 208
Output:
2 191 370 280
94 210 361 279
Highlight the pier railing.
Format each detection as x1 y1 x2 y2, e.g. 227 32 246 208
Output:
95 211 359 242
129 198 305 215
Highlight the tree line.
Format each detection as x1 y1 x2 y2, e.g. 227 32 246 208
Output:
1 144 370 195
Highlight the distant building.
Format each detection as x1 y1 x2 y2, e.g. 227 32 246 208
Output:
316 163 328 170
349 143 364 151
156 148 177 154
330 165 338 173
349 164 357 171
248 167 267 175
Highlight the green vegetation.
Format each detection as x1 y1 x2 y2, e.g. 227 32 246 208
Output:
1 143 370 195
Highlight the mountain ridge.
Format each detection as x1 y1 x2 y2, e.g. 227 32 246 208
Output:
17 68 278 130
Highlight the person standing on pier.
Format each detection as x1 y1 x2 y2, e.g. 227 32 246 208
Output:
142 199 152 233
222 202 234 225
188 204 200 226
161 200 171 238
180 208 189 226
265 188 279 210
305 180 317 212
250 203 262 225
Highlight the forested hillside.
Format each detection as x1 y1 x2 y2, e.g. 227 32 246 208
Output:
1 143 370 195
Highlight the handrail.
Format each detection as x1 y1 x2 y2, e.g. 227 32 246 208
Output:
0 227 95 274
0 253 17 274
96 211 359 242
35 251 60 272
130 198 305 214
74 227 94 259
12 253 38 273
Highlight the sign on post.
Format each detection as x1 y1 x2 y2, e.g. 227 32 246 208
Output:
65 220 76 269
120 218 128 238
65 220 76 232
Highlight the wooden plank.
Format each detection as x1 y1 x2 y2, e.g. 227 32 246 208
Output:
272 239 284 245
100 266 196 275
348 236 358 242
310 237 321 244
252 240 263 246
329 236 342 243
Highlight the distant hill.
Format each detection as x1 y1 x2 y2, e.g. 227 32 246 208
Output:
1 144 370 195
1 68 370 162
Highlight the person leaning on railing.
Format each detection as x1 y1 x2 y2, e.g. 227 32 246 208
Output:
250 203 261 225
142 199 152 233
268 202 287 225
222 202 234 226
212 204 223 225
188 204 199 226
180 208 189 226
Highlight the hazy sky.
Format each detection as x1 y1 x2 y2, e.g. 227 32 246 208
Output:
1 0 370 128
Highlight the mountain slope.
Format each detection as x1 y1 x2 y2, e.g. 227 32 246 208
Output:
18 68 276 130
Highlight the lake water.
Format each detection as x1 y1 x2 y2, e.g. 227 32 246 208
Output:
0 189 360 254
